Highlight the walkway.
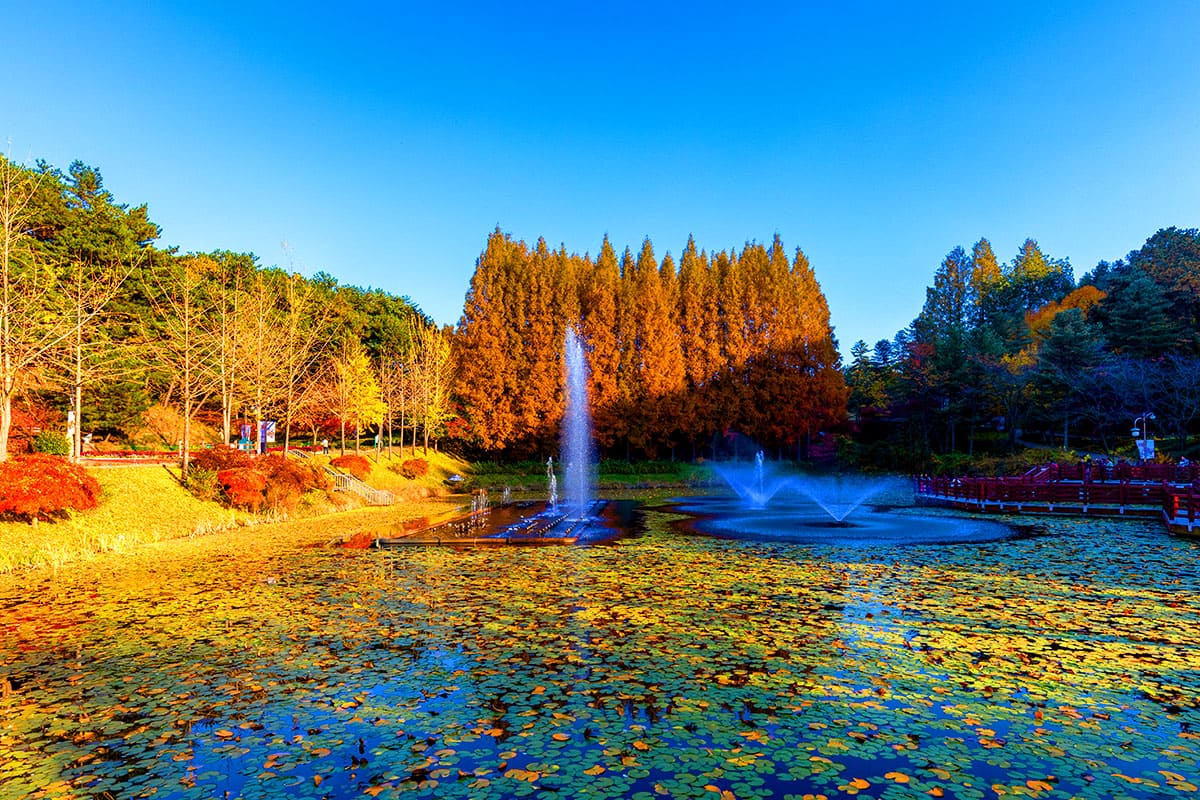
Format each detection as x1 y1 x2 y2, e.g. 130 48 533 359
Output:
915 463 1199 536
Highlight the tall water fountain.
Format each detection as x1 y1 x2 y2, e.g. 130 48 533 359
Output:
546 457 558 510
561 326 595 520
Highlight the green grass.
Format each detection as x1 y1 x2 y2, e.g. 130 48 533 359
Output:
466 459 715 491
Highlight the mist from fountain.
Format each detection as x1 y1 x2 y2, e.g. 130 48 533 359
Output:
561 327 595 520
712 451 887 522
712 451 794 509
794 474 884 522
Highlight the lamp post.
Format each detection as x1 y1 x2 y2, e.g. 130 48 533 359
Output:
1131 412 1156 463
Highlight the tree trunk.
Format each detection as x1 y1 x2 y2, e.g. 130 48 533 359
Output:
0 391 12 463
182 396 192 482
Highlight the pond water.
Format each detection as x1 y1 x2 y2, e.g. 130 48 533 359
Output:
2 501 1199 799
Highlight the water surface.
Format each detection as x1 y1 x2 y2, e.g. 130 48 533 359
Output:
2 505 1198 799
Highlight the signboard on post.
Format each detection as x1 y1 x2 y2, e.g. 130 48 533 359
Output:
1136 438 1155 461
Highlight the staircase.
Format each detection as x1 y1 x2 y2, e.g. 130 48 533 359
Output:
289 449 395 506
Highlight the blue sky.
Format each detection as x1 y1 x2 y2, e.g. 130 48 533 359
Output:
4 1 1198 354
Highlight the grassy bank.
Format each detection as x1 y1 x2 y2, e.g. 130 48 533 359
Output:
469 458 716 492
0 453 468 575
0 466 246 574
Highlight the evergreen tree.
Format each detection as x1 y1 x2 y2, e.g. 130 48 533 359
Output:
454 229 523 450
1100 267 1176 358
914 247 973 450
1032 308 1103 448
1126 227 1200 353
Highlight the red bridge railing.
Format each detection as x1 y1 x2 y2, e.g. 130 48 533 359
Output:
915 474 1172 508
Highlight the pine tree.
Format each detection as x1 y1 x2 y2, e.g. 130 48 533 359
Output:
714 247 752 442
1126 227 1200 353
517 238 564 454
642 250 686 457
1100 267 1176 358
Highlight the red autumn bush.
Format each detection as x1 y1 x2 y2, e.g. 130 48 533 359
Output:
0 454 102 522
399 458 429 479
210 454 330 511
216 467 268 510
260 455 330 511
330 454 371 480
190 445 254 472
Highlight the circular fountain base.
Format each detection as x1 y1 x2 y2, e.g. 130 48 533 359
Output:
670 495 1013 546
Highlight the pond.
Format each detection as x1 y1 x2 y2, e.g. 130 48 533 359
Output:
2 500 1199 799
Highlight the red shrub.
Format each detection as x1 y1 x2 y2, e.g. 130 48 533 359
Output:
0 454 102 522
259 455 330 511
216 467 268 511
400 458 429 479
342 531 375 549
190 445 254 472
211 455 330 512
330 454 371 480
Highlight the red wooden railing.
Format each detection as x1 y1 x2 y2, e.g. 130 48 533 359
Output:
915 474 1172 508
1164 487 1200 526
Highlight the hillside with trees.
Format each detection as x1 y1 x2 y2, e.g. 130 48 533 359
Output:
0 154 450 467
847 230 1200 470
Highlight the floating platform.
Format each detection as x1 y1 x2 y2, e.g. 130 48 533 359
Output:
375 500 613 547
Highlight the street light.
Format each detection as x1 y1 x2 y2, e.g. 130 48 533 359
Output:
1132 412 1156 462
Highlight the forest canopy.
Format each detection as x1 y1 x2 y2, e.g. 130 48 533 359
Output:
0 153 443 468
847 230 1200 470
4 150 1195 471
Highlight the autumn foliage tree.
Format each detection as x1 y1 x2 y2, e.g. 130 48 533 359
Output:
453 230 847 459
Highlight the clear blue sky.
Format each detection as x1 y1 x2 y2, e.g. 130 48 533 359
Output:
5 1 1198 354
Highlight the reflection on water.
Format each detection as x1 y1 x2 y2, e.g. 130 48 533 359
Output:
1 504 1199 799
